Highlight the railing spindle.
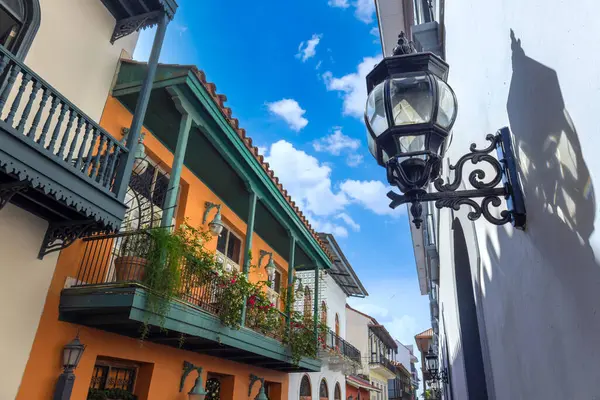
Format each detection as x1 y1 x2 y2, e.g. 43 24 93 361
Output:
83 127 99 176
91 135 107 180
75 122 91 170
96 135 110 183
66 115 83 164
19 79 41 133
37 94 58 145
47 101 67 153
104 142 120 188
58 107 76 158
6 72 30 125
0 63 19 115
0 55 9 77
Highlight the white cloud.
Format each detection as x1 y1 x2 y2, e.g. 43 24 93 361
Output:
328 0 350 8
296 34 322 62
328 0 374 23
354 0 376 22
323 55 381 118
256 145 267 155
315 60 323 70
314 219 349 238
313 128 360 155
346 153 364 167
266 99 308 131
336 212 360 232
340 179 402 216
264 140 347 216
370 26 379 37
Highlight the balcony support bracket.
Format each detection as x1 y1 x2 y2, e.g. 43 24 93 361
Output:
38 219 96 259
0 181 29 210
111 11 163 43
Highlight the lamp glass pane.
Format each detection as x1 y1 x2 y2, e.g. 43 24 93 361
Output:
398 135 425 153
367 134 377 159
390 75 433 126
436 78 457 129
366 81 388 137
63 348 72 367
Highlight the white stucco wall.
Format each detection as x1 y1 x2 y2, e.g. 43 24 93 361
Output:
346 306 371 375
402 0 600 399
25 0 138 121
0 204 59 400
323 273 347 337
288 366 346 400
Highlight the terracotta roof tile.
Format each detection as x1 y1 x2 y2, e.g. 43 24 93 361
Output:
415 328 433 339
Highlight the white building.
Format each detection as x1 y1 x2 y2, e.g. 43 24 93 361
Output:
374 0 600 399
289 233 368 400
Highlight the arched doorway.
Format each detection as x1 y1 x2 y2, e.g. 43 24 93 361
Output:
452 218 488 399
319 379 328 400
300 375 312 400
334 382 341 400
0 0 40 58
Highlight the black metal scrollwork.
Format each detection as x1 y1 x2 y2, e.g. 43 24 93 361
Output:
387 128 526 229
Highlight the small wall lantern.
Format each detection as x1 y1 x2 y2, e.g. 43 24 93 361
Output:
180 361 207 400
249 374 269 400
53 333 86 400
203 201 224 236
365 32 526 229
259 250 276 281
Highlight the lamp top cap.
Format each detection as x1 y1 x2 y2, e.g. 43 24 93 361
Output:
365 52 450 94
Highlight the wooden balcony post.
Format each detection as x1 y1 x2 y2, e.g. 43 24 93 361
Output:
313 263 320 348
114 12 169 200
240 189 257 327
160 111 192 228
286 234 296 329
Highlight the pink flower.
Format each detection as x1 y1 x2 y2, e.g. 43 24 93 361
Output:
269 303 275 308
230 278 237 284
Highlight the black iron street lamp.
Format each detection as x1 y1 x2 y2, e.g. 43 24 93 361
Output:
53 334 86 400
365 33 526 229
425 347 448 385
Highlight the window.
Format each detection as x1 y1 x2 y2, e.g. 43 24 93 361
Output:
267 265 282 307
321 301 327 325
303 287 312 319
335 313 340 348
300 375 312 399
0 0 39 58
334 383 341 400
125 157 181 229
216 225 242 271
89 360 137 393
319 379 328 399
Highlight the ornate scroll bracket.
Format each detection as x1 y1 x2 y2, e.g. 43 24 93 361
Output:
111 11 163 43
180 361 201 392
0 181 29 210
388 127 526 229
38 220 97 259
248 374 265 396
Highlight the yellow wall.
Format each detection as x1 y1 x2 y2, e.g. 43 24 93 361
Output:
16 96 293 399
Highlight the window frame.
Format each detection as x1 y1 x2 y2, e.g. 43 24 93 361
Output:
90 359 139 393
215 224 243 271
0 0 39 59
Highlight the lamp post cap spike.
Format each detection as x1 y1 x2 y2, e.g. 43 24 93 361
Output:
392 31 416 56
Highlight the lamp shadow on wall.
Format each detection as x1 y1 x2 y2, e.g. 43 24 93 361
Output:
480 29 599 399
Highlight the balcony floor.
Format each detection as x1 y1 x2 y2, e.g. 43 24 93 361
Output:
59 285 320 372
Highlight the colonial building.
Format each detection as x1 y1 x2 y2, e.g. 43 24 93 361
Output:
373 0 600 399
346 305 398 400
0 0 176 398
389 341 418 400
289 233 368 400
15 57 333 398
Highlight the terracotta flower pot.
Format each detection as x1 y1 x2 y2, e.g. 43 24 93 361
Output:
114 256 147 282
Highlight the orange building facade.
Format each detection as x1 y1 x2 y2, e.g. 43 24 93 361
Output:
15 59 331 400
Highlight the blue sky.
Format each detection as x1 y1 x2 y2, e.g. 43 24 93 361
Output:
135 0 429 362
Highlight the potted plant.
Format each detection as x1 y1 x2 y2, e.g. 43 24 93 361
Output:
114 230 152 282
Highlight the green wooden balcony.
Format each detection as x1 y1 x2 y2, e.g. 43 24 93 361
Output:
0 45 134 258
59 231 321 372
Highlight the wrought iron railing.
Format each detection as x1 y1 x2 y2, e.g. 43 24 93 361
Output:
322 329 362 364
74 230 227 315
0 45 129 195
370 354 396 373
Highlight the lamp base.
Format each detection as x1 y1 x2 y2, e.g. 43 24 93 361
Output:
53 372 75 400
